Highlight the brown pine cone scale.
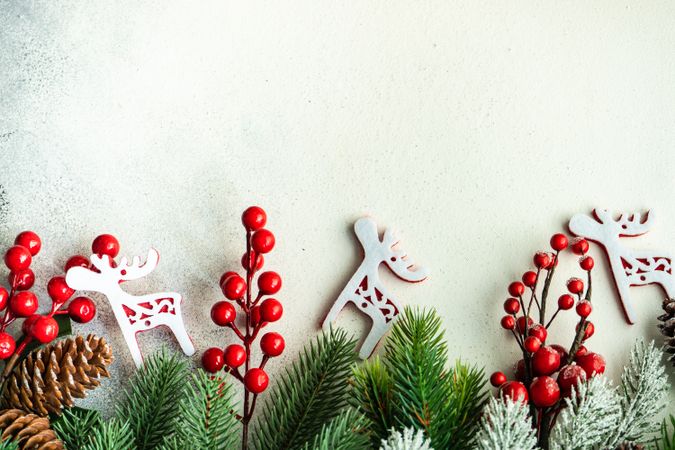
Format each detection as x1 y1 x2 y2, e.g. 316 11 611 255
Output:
0 408 63 450
658 297 675 366
1 334 113 416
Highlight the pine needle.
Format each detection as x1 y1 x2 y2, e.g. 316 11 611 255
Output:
81 419 135 450
301 408 370 450
474 397 537 450
655 415 675 450
252 327 358 450
53 407 103 449
352 356 395 446
0 440 18 450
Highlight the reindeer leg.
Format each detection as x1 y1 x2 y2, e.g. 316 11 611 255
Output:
123 329 144 368
322 289 354 331
169 319 195 356
359 317 387 359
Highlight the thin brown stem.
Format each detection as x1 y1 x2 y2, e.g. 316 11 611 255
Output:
544 308 561 329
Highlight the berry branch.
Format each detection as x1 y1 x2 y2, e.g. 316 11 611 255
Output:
202 206 285 450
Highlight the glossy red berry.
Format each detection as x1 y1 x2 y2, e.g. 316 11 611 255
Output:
516 316 533 334
524 336 542 353
533 252 552 270
521 271 537 287
15 231 41 256
68 296 96 323
224 344 246 368
576 300 592 318
48 276 75 303
577 321 595 340
499 381 528 404
258 271 282 295
242 206 267 231
528 324 547 343
557 364 586 396
530 376 560 407
219 271 238 288
575 345 588 357
550 344 569 363
244 368 269 394
550 233 568 251
250 305 262 327
0 332 16 359
500 315 516 330
241 251 264 272
558 294 575 310
580 256 594 271
202 347 225 373
22 314 40 335
8 268 35 291
260 298 283 323
0 287 8 310
514 359 526 381
92 234 120 258
30 316 59 343
9 291 38 317
490 371 507 387
532 346 561 375
575 352 606 377
571 238 589 255
65 255 90 272
260 332 285 357
251 229 275 254
5 246 32 272
211 301 236 326
222 275 247 300
503 298 520 315
508 282 525 297
567 278 584 295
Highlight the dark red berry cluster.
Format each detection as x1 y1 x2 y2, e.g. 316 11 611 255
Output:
491 234 605 445
0 231 97 365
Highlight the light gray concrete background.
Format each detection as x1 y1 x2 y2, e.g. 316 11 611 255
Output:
1 1 674 419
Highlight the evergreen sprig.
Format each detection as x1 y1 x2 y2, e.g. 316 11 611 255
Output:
655 415 675 450
0 441 18 450
300 408 369 450
81 419 135 450
252 327 358 450
352 356 394 446
473 397 537 450
53 407 103 449
380 427 434 450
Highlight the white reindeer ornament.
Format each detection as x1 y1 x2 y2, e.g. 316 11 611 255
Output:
322 217 428 359
66 248 195 367
569 209 673 323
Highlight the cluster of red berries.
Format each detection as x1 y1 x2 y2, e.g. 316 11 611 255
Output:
0 231 97 361
490 233 605 442
202 206 284 398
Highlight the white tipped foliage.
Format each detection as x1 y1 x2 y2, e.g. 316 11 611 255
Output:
473 397 537 450
380 427 433 450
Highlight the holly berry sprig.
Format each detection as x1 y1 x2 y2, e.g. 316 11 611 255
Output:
202 206 284 450
0 231 97 379
490 233 606 449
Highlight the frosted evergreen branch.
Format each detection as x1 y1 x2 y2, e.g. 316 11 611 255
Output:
473 397 537 450
380 427 434 450
550 376 621 450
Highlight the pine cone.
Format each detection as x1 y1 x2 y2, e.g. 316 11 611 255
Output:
0 408 63 449
658 297 675 366
614 443 644 450
1 334 113 416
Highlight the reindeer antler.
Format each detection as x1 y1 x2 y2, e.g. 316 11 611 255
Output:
118 248 159 280
597 209 654 236
382 228 400 248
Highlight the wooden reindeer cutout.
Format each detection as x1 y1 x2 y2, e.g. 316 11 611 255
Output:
66 248 195 367
322 217 428 359
569 209 673 323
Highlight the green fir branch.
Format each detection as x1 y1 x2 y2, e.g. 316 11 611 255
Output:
53 407 103 450
115 349 190 450
0 440 18 450
655 415 675 450
81 419 135 450
252 327 358 450
301 408 370 450
352 356 395 445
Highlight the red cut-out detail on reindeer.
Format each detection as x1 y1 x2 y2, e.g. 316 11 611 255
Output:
569 209 673 324
322 217 428 359
65 247 195 367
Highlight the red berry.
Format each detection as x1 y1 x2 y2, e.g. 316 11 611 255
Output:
92 234 120 258
577 321 595 340
0 332 16 359
500 315 515 330
522 271 537 287
550 233 569 251
558 294 575 310
575 345 588 357
529 376 560 407
576 300 592 318
550 344 569 363
219 271 238 288
0 287 8 310
222 275 247 300
22 314 40 335
528 324 547 343
557 364 587 396
514 359 526 381
499 381 528 404
211 301 237 326
508 281 525 297
4 246 32 272
579 256 594 271
250 305 262 327
567 278 584 295
260 332 285 357
532 346 561 375
244 368 269 394
490 371 507 387
30 316 59 343
533 252 552 269
202 347 225 373
47 276 75 303
8 268 35 291
223 344 246 368
571 238 589 255
524 336 542 353
242 206 267 231
258 271 282 295
9 291 38 317
65 255 90 272
516 316 533 334
260 298 283 323
14 231 41 256
503 298 520 315
251 229 275 254
241 251 264 272
575 352 606 377
68 296 96 323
